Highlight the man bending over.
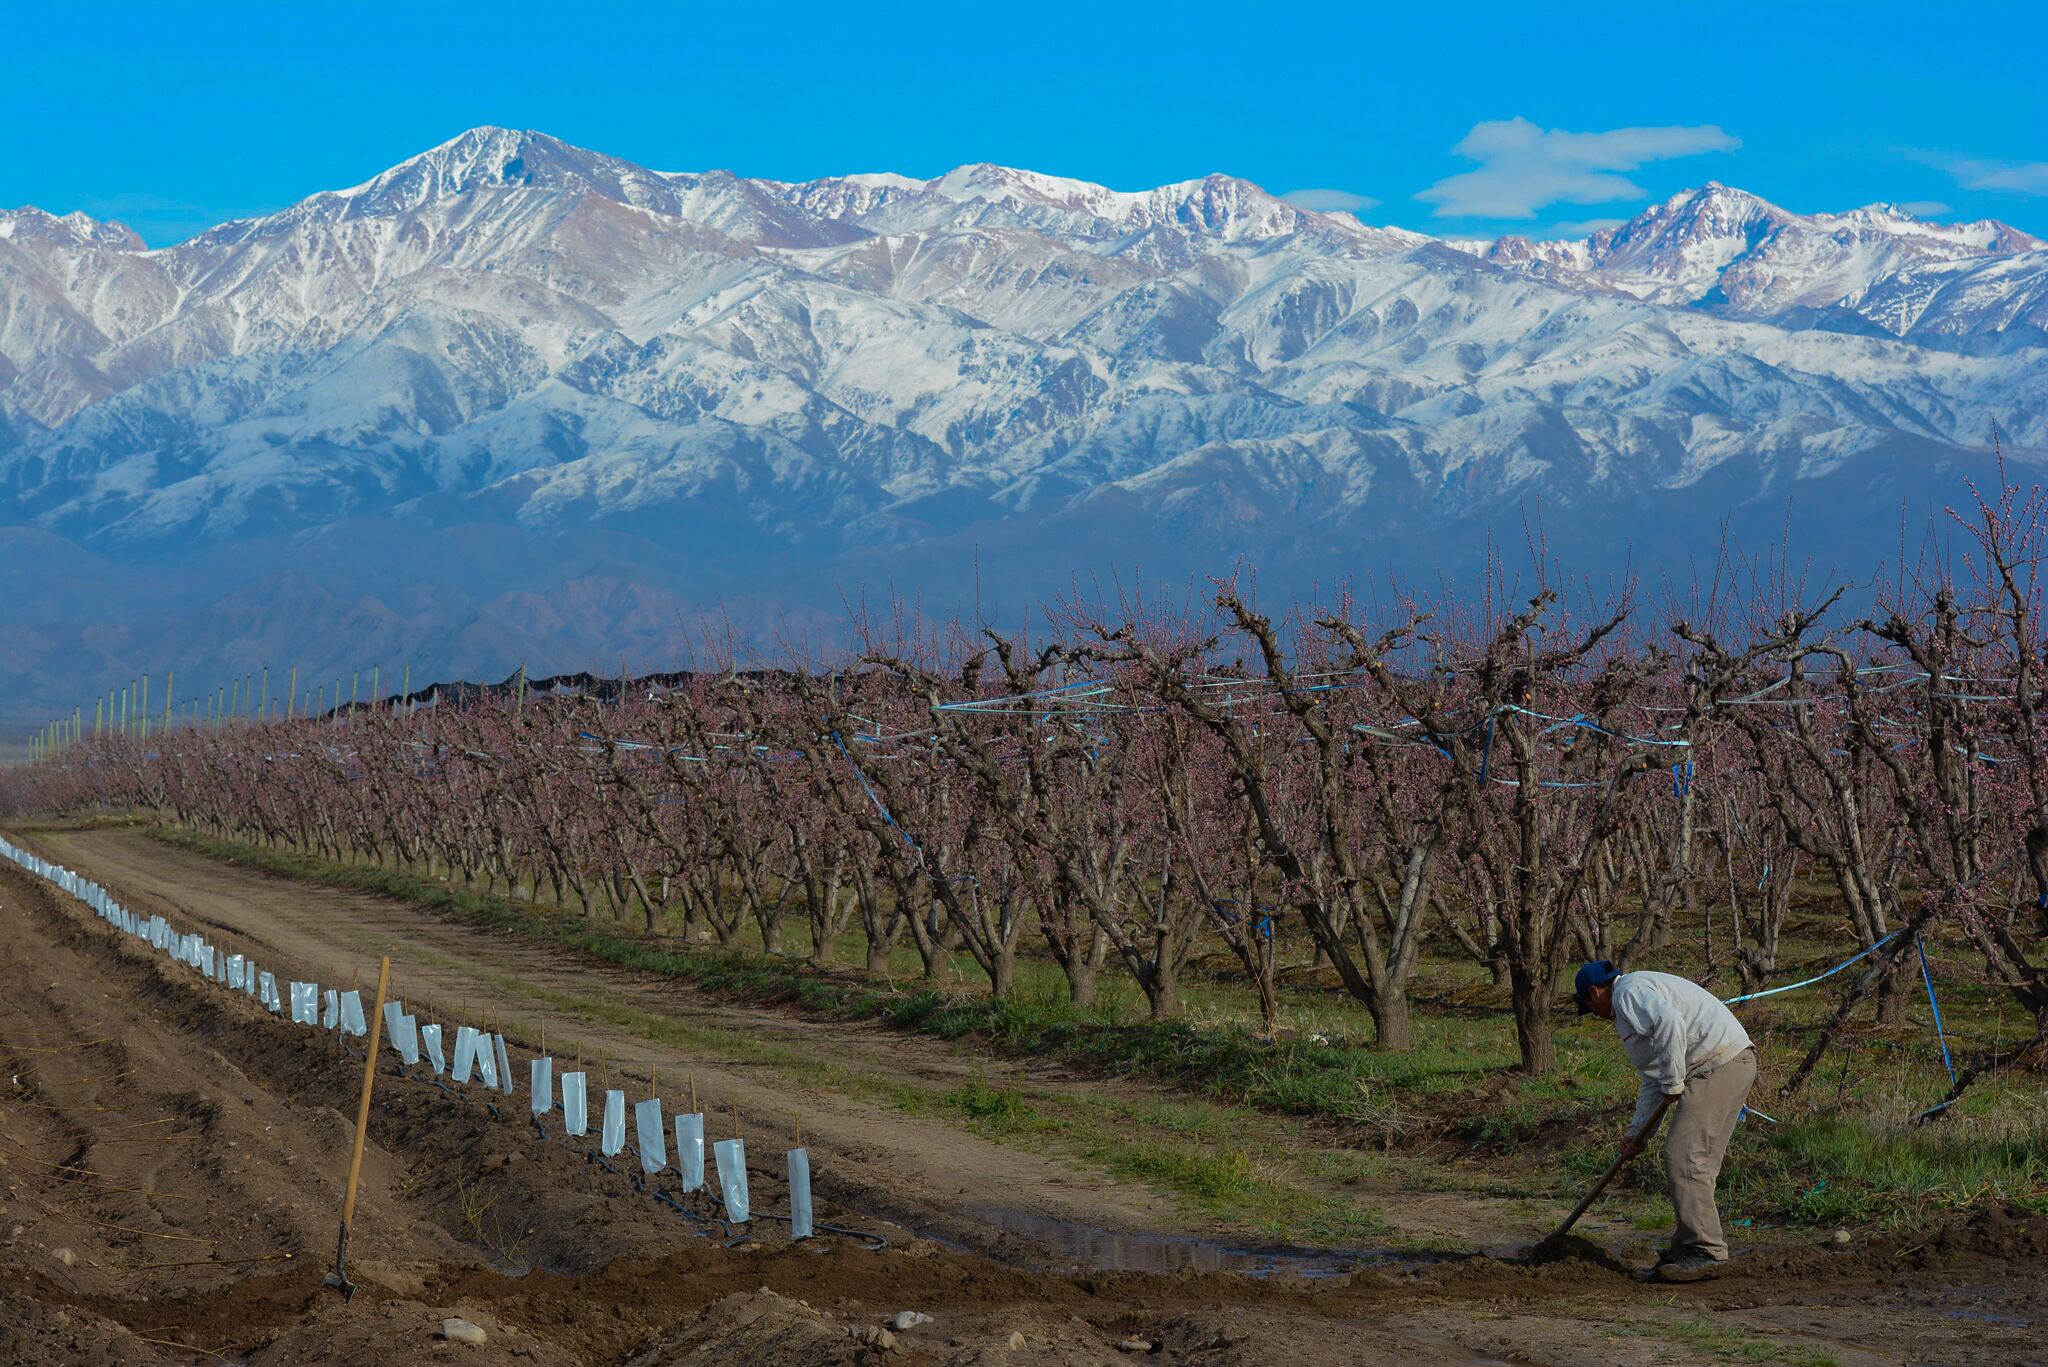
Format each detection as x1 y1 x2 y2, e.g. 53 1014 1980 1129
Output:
1575 960 1758 1283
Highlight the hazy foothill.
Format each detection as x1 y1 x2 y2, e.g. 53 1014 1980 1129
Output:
4 33 2048 1367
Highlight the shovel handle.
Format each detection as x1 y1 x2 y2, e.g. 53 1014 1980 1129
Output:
1547 1095 1673 1243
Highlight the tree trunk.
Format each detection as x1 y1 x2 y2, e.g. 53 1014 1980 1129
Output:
1371 988 1414 1052
1062 952 1098 1009
1510 966 1556 1074
1874 953 1913 1025
1145 958 1179 1021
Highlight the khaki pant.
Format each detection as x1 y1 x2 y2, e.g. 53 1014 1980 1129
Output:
1662 1047 1757 1261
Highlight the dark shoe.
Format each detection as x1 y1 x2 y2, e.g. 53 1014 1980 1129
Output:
1656 1252 1727 1283
1632 1248 1678 1281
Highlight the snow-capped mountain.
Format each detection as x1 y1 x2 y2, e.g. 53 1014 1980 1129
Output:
1463 183 2048 346
1 127 2044 723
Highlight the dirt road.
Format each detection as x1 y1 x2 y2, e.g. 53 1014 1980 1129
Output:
1 822 2042 1364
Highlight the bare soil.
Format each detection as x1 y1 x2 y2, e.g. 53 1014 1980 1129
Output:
0 824 2042 1365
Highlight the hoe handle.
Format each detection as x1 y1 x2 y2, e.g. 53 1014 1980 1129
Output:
1548 1095 1673 1242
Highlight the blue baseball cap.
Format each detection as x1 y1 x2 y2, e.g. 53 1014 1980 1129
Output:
1574 960 1620 1014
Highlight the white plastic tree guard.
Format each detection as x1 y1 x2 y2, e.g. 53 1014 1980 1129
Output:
713 1138 749 1223
634 1098 666 1173
530 1057 554 1115
561 1071 589 1136
420 1022 446 1076
384 1003 420 1066
674 1113 705 1192
600 1090 626 1157
787 1149 813 1240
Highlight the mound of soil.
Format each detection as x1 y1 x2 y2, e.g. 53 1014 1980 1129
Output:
1515 1232 1634 1273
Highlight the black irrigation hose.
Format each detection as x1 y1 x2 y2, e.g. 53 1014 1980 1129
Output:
654 1188 732 1238
748 1211 888 1251
818 1222 888 1251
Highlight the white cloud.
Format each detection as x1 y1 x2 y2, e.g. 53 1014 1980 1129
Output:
1945 157 2048 196
1896 200 1952 218
1280 188 1378 213
1534 217 1627 241
1417 117 1740 220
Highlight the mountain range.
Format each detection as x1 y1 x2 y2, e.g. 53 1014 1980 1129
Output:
3 127 2045 726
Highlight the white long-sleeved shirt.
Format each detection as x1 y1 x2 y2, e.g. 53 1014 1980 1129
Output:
1611 971 1753 1132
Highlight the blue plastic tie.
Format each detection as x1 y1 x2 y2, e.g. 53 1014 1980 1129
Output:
1722 931 1898 1006
1917 936 1958 1087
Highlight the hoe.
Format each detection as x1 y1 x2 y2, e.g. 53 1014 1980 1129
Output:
1524 1096 1671 1264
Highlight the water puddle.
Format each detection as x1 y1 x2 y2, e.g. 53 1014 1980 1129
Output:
1939 1302 2030 1327
962 1205 1389 1277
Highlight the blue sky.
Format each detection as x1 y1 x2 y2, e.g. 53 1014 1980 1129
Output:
6 0 2045 245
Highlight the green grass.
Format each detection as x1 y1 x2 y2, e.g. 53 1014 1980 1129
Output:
946 1077 1033 1124
1608 1314 1841 1365
1725 1113 2048 1226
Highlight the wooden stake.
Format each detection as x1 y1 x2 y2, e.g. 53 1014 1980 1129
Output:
329 954 391 1299
690 1074 697 1113
731 1099 741 1141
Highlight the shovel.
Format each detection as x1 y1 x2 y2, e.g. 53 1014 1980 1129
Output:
1527 1095 1672 1259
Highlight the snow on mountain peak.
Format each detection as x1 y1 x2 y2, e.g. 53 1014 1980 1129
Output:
301 126 674 217
0 205 145 251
